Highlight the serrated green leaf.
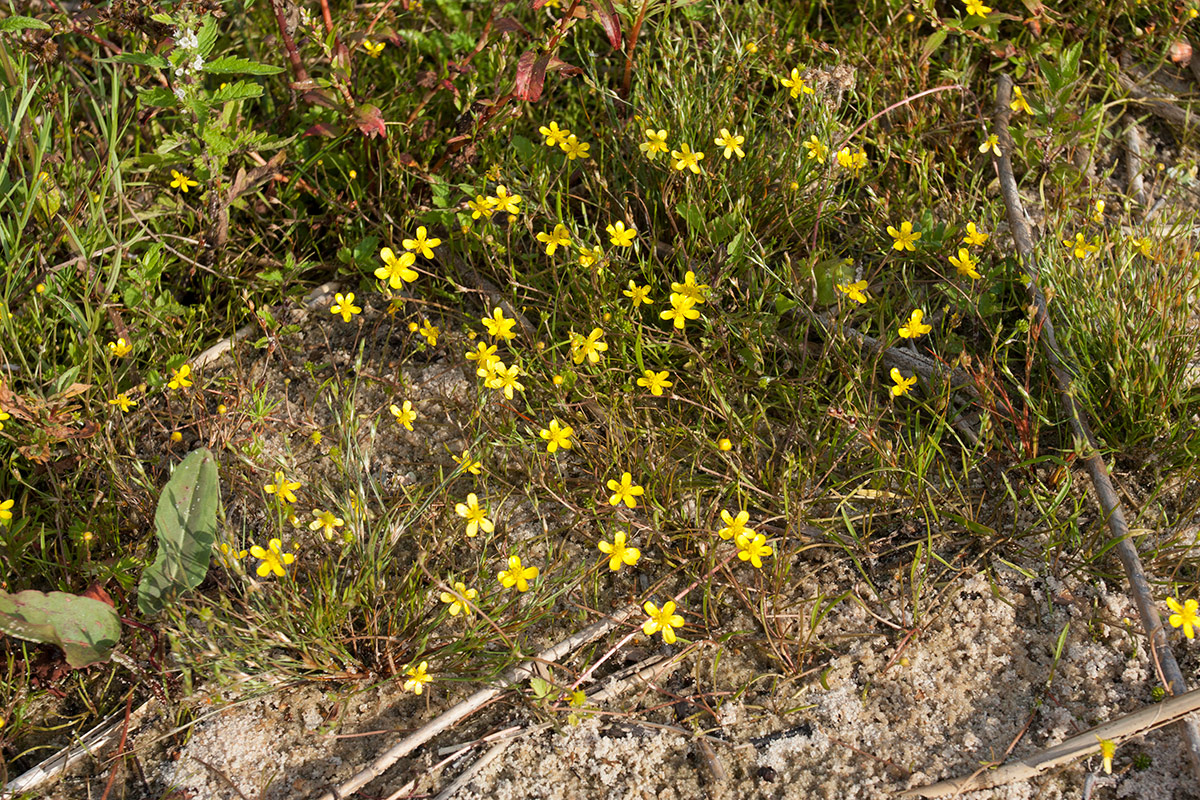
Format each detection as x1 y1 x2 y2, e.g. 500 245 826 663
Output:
203 56 284 75
211 80 263 103
0 589 120 668
137 448 220 615
139 87 179 108
0 15 51 33
109 52 171 70
197 15 218 58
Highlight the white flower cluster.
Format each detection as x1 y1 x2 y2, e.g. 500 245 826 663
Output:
171 27 204 80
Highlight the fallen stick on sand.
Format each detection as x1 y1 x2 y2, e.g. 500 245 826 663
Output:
899 687 1200 797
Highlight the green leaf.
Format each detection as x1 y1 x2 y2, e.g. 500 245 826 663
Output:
0 15 51 33
920 29 948 62
674 202 705 233
140 87 179 108
511 135 535 163
203 56 284 75
137 448 221 615
197 15 219 58
0 589 120 668
211 80 263 103
109 52 171 70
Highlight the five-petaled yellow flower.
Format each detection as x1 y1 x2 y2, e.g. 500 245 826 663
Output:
403 661 432 694
468 194 495 219
537 223 571 256
487 361 525 399
440 581 478 616
1167 597 1199 639
780 67 814 98
1130 235 1154 258
570 327 608 365
418 320 439 346
963 0 992 17
890 368 917 397
310 509 345 540
642 600 685 644
539 419 574 453
491 185 521 216
0 410 9 431
606 221 636 248
660 293 700 330
331 292 361 322
560 134 590 161
539 121 571 147
453 450 483 475
715 128 745 160
803 135 828 164
390 400 417 431
887 221 921 251
376 247 419 287
402 226 441 259
949 248 981 280
109 392 137 412
598 530 641 571
466 342 499 371
482 307 517 341
607 472 645 508
1063 232 1099 259
168 364 193 390
170 169 199 193
836 280 869 304
671 143 705 174
637 369 673 397
578 244 605 269
362 38 385 57
498 555 539 592
107 338 132 357
265 471 301 504
718 509 752 545
640 128 669 160
250 537 295 577
455 493 494 537
737 532 773 569
962 222 989 247
671 271 709 305
898 309 932 339
836 147 867 173
979 133 1001 157
1010 86 1032 114
0 499 13 524
624 280 652 306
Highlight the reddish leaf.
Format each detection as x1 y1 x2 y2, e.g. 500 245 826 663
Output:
547 55 583 77
494 17 530 36
531 0 553 9
303 121 345 138
590 0 622 49
353 104 387 139
514 49 552 102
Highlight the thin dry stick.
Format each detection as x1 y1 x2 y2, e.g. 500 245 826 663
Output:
899 687 1200 798
991 72 1200 779
317 605 640 800
192 282 339 371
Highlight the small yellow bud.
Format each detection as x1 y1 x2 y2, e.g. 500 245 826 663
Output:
718 438 733 451
170 431 183 442
217 404 227 414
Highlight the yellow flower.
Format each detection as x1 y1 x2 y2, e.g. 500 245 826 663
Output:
468 194 495 219
642 600 685 644
1092 199 1105 223
744 41 758 54
671 143 705 174
1167 597 1199 639
452 450 482 475
963 0 992 16
718 509 752 545
560 134 590 161
717 438 733 451
362 38 385 57
402 226 442 259
949 248 981 279
454 492 494 537
418 320 439 346
1010 86 1032 114
577 244 605 269
606 221 636 248
660 293 700 330
169 169 199 192
1063 232 1099 259
309 509 345 541
538 121 571 147
536 223 571 256
376 247 419 287
403 661 432 694
598 530 641 571
640 128 669 160
390 400 417 431
109 392 137 412
249 537 296 577
898 309 932 339
1096 735 1116 775
637 369 673 396
671 271 708 305
886 220 921 252
606 472 644 508
780 67 814 98
979 133 1001 157
0 499 15 524
803 135 828 164
440 581 478 616
835 147 867 173
962 222 989 247
168 364 193 390
737 532 773 568
466 342 499 371
264 471 301 504
0 410 9 431
482 307 518 341
835 280 869 304
570 327 608 365
486 361 524 399
107 337 132 357
714 128 745 160
498 555 539 592
539 419 574 453
890 368 917 397
331 292 361 322
491 185 521 216
623 280 652 306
